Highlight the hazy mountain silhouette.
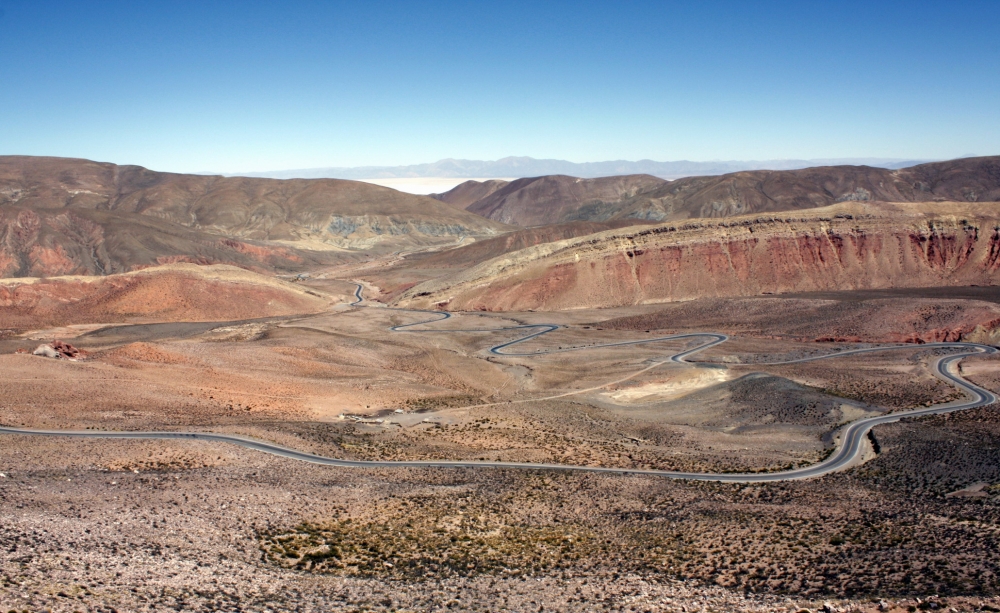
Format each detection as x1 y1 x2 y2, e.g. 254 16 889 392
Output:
233 156 937 181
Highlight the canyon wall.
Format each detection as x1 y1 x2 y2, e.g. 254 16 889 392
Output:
394 202 1000 311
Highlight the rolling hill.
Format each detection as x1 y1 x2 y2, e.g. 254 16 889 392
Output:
430 179 510 209
0 263 330 328
441 157 1000 226
442 174 667 226
0 206 332 277
0 156 513 277
0 156 509 246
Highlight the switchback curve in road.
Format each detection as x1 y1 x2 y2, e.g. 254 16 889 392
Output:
1 284 995 482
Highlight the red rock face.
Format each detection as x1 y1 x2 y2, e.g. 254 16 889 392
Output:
402 210 1000 312
28 244 78 276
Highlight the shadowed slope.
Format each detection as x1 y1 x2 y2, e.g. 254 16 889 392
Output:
463 174 667 226
611 156 1000 221
445 157 1000 226
0 206 330 277
431 179 509 209
0 156 511 250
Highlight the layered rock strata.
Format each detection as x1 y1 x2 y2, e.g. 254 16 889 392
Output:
395 202 1000 311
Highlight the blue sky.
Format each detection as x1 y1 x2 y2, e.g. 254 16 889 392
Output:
0 0 997 173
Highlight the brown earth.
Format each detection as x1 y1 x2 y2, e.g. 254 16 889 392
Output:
0 263 330 328
394 201 1000 311
609 155 1000 222
1 403 998 611
2 268 1000 609
340 221 659 303
431 178 510 208
9 435 997 613
459 174 667 226
598 293 1000 345
0 205 339 277
444 156 1000 226
406 219 659 270
0 156 511 269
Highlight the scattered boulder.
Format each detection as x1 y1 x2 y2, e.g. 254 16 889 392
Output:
31 340 85 360
32 344 59 358
945 482 990 499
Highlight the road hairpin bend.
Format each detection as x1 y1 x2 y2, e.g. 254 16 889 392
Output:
1 283 995 482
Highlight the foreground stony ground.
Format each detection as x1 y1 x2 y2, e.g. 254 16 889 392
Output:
4 284 1000 611
1 404 999 612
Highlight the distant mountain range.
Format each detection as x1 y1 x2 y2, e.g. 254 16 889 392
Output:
0 155 510 277
232 156 938 181
433 156 1000 227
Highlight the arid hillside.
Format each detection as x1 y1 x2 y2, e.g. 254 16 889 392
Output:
458 174 667 226
0 156 511 251
430 179 509 209
0 206 332 277
0 263 330 328
410 219 656 269
442 157 1000 226
611 156 1000 221
598 292 1000 345
394 201 1000 311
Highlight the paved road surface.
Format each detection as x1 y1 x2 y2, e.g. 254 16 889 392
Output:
1 284 995 482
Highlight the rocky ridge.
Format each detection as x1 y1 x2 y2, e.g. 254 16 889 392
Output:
430 178 510 209
0 206 331 277
449 174 667 226
394 201 1000 311
0 156 511 267
611 156 1000 222
441 156 1000 226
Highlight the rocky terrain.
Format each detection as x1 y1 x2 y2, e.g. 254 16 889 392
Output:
431 178 510 208
0 156 511 275
598 290 1000 345
0 205 338 277
3 262 1000 611
1 406 998 612
4 155 1000 612
438 156 1000 226
440 174 667 226
608 155 1000 222
394 201 1000 311
407 220 656 270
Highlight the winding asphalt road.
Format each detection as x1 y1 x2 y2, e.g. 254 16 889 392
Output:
0 283 995 482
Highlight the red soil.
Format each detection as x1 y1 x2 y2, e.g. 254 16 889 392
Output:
0 265 328 329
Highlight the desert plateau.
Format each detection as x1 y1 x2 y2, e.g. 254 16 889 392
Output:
0 152 998 613
6 3 1000 609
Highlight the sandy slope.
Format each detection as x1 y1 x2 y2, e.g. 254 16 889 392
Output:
0 263 330 328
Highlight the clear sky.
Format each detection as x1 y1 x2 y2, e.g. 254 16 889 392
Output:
0 0 997 173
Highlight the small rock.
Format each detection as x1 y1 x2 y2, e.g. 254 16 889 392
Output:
32 344 60 358
31 340 86 360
